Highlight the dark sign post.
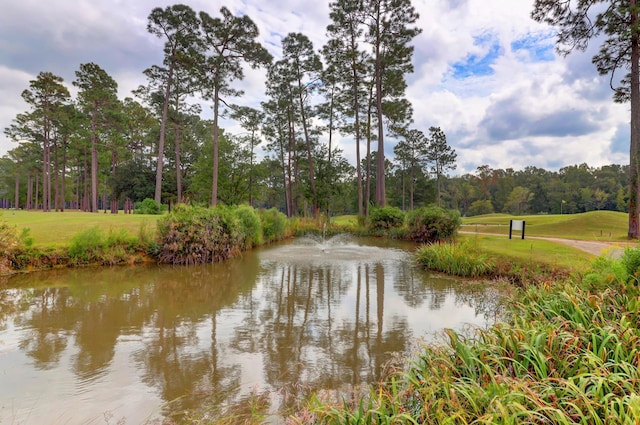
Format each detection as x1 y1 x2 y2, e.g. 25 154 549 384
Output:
509 220 526 239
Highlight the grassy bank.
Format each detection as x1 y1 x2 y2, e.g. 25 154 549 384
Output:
297 277 640 424
289 236 640 424
462 210 629 241
3 209 640 424
0 206 292 273
1 209 162 247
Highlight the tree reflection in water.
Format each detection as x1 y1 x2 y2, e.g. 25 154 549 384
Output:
0 236 503 423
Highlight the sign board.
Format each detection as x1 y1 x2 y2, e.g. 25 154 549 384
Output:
509 220 526 239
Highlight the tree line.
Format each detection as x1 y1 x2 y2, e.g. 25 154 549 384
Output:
2 0 639 237
2 0 453 217
437 163 629 216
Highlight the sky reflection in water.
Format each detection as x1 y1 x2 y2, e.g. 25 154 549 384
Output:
0 236 503 423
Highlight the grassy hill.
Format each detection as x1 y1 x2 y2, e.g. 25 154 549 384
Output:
462 210 629 241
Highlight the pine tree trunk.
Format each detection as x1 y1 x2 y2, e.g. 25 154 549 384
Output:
629 1 640 238
156 64 174 206
211 84 220 207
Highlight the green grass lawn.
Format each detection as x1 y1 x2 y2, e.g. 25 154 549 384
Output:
336 210 632 269
0 209 631 270
1 209 163 248
462 210 629 241
460 233 594 270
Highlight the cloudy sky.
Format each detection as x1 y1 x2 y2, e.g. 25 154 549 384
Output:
0 0 630 175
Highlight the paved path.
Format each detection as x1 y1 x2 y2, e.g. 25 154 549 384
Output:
461 232 632 258
531 236 626 258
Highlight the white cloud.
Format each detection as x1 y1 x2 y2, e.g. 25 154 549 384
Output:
0 0 631 176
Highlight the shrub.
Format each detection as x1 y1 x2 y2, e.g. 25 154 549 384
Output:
406 206 461 243
621 246 640 283
19 228 34 248
156 204 242 265
0 214 18 273
467 199 494 216
137 220 157 252
260 208 288 243
106 227 138 251
583 255 628 289
134 198 162 215
232 205 263 249
68 226 105 264
368 206 405 232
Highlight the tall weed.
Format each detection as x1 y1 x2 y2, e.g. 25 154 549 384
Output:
0 214 18 273
306 280 640 424
68 226 105 264
415 240 495 277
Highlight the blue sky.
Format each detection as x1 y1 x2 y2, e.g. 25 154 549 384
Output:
0 0 630 175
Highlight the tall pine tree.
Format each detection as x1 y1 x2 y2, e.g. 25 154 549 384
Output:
532 0 640 238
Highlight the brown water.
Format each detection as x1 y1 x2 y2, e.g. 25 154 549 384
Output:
0 236 502 424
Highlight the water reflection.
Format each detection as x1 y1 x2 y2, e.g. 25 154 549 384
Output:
0 236 502 423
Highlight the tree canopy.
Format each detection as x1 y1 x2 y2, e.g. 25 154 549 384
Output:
532 0 640 237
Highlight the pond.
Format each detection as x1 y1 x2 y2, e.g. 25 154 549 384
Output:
0 236 503 424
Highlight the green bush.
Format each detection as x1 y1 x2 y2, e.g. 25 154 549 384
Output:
68 226 105 264
406 206 461 243
260 208 288 243
368 206 405 231
583 255 628 289
0 214 18 273
137 220 157 252
134 198 162 215
621 246 640 283
156 204 242 265
106 227 138 251
232 205 263 249
467 199 494 216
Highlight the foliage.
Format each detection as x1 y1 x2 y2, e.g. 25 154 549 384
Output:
367 206 405 232
582 255 628 289
467 199 494 216
415 239 495 277
621 246 640 284
259 207 289 244
156 204 242 265
134 198 163 215
405 206 461 243
66 226 141 265
0 215 18 273
304 276 640 424
231 205 263 249
68 227 106 264
532 1 640 238
110 159 156 204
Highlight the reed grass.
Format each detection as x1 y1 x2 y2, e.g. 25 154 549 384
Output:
299 259 640 424
414 240 496 277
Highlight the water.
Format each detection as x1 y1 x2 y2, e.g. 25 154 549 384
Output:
0 236 503 423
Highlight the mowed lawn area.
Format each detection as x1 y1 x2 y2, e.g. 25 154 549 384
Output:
461 210 629 241
1 210 163 248
333 210 635 270
460 211 635 270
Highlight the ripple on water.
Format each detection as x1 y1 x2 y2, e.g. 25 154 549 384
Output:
259 235 409 265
